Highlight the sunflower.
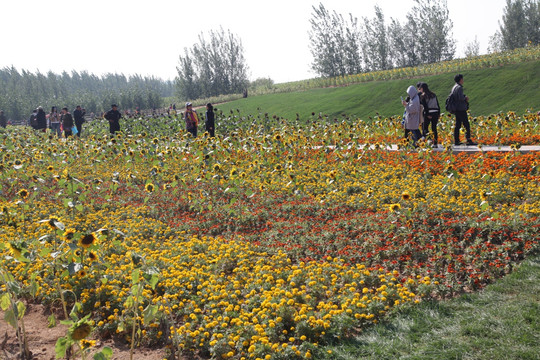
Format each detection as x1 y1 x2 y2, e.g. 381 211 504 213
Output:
401 191 411 201
18 189 29 199
479 191 489 202
389 203 401 212
145 183 155 193
88 252 98 262
71 322 92 340
63 228 76 242
48 217 61 229
8 243 22 258
62 169 72 180
213 164 220 172
79 233 97 248
47 165 54 171
328 170 337 179
230 168 238 177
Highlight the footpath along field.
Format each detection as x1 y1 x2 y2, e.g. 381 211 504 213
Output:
0 109 539 359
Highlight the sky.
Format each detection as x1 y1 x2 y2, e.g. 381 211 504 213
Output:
0 0 507 84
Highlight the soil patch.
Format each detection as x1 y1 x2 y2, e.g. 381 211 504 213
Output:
0 304 167 360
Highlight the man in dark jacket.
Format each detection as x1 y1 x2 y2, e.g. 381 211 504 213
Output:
73 105 86 137
452 74 477 146
36 106 47 132
0 110 7 128
29 109 38 129
61 107 74 138
205 103 215 137
104 104 121 134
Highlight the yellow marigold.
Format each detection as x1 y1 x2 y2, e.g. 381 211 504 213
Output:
79 339 96 350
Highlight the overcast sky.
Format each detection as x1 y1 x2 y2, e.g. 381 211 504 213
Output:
0 0 507 83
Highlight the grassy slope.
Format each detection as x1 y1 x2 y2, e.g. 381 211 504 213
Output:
320 256 540 360
215 61 540 120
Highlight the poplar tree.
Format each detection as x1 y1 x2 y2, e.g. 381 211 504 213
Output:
308 3 362 77
176 27 249 100
499 0 540 50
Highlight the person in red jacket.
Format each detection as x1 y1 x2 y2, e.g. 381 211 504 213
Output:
184 102 199 137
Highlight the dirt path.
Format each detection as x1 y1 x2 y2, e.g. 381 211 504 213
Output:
0 304 167 360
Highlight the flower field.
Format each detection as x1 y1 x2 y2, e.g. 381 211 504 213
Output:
1 110 539 359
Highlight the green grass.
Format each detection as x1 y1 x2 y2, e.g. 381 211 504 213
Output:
316 256 540 360
214 61 540 120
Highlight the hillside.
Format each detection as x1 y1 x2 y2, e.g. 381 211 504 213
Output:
214 60 540 121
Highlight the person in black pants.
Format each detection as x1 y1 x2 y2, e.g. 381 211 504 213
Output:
73 105 85 137
417 82 440 148
184 102 198 137
451 74 477 146
205 103 215 137
104 104 122 135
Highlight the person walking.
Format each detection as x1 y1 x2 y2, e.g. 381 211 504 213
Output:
104 104 122 135
73 105 86 137
417 82 440 148
36 106 47 132
29 109 38 129
49 106 61 136
401 86 422 147
60 107 74 138
451 74 477 146
184 102 199 137
205 103 215 137
0 110 7 128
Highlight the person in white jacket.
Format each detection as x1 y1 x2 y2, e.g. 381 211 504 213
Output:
401 85 422 147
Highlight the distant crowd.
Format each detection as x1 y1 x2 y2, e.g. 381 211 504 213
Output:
0 102 217 139
1 74 477 146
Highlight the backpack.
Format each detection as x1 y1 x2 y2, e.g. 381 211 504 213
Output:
445 88 457 114
426 96 439 112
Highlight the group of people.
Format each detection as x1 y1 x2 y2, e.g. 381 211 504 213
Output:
28 105 87 137
24 104 122 137
16 75 477 144
401 73 477 147
184 102 215 137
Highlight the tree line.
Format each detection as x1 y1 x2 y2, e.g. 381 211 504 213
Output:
0 68 174 121
308 0 540 77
